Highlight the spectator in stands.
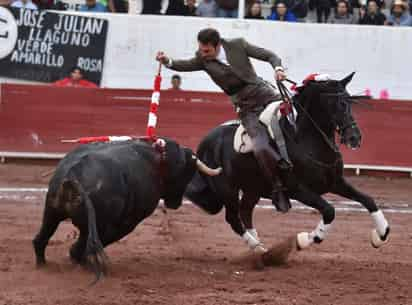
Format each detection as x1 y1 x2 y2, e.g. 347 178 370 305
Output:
359 0 386 24
54 67 98 88
329 0 356 23
168 74 183 90
352 0 383 8
311 0 332 23
278 0 308 22
245 2 265 19
267 2 298 21
78 0 107 11
292 0 309 21
11 0 38 9
387 0 412 25
197 0 218 16
215 0 238 17
47 1 67 10
358 4 367 18
166 0 186 15
186 0 198 15
166 0 197 16
32 0 53 9
141 0 162 14
109 0 128 13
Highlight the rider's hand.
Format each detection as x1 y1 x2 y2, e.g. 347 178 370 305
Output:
275 69 287 81
156 51 170 65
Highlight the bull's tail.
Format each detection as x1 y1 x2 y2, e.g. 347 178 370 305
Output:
62 178 108 283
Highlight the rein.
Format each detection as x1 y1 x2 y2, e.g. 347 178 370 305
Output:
276 80 342 169
277 81 339 154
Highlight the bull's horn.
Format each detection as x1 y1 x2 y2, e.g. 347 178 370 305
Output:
196 159 222 176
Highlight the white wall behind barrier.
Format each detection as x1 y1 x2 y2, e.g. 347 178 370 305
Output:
1 13 411 99
100 14 412 99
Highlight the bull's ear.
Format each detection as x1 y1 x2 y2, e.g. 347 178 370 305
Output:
340 72 355 87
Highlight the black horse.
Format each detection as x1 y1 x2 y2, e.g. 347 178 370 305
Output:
185 73 390 252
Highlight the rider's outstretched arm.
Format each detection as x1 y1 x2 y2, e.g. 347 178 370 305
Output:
165 56 204 72
241 38 282 70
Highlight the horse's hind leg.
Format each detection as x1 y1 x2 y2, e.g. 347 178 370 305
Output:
239 191 261 243
291 185 335 250
224 193 261 251
332 177 390 248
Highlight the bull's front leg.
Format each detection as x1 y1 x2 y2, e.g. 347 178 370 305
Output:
332 177 390 248
33 206 64 266
70 233 88 265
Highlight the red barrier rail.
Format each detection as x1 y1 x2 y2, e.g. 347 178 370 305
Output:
0 83 411 174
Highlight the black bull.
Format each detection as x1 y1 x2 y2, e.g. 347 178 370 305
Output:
33 139 220 280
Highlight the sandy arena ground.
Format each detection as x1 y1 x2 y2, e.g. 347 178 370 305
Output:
0 163 411 305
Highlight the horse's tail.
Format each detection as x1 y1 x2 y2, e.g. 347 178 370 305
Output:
185 171 223 215
185 124 238 214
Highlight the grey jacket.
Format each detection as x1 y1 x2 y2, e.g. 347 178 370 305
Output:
168 38 282 86
329 14 357 24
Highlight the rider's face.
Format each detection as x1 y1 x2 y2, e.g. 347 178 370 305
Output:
198 42 219 61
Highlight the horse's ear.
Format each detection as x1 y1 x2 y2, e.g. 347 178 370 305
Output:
340 72 355 87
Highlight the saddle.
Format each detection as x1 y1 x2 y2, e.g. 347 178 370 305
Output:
231 100 297 160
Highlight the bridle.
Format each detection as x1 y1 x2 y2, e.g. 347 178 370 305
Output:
276 79 363 169
277 80 340 153
320 90 360 144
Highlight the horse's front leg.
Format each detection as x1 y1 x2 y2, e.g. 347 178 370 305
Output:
291 185 336 250
331 177 390 248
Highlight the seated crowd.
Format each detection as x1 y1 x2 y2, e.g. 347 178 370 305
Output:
1 0 411 26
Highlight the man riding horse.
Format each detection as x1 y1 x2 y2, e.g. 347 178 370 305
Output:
156 28 292 212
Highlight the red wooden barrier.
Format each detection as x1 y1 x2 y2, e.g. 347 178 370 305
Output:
0 83 411 169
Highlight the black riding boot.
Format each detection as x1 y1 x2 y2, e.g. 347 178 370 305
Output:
255 148 292 213
271 160 292 213
239 108 292 212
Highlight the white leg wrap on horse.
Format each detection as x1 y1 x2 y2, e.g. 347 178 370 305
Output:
247 229 258 240
371 210 388 237
296 232 313 249
309 220 331 241
242 231 260 249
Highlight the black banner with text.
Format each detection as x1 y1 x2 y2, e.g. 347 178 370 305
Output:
0 7 108 85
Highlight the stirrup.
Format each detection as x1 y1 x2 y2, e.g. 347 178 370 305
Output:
278 159 293 171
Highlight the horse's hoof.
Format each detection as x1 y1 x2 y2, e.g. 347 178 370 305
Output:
296 232 313 250
370 227 390 248
254 244 268 254
35 260 46 268
313 236 324 244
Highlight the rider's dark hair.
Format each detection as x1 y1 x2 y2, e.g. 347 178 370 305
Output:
197 28 221 48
